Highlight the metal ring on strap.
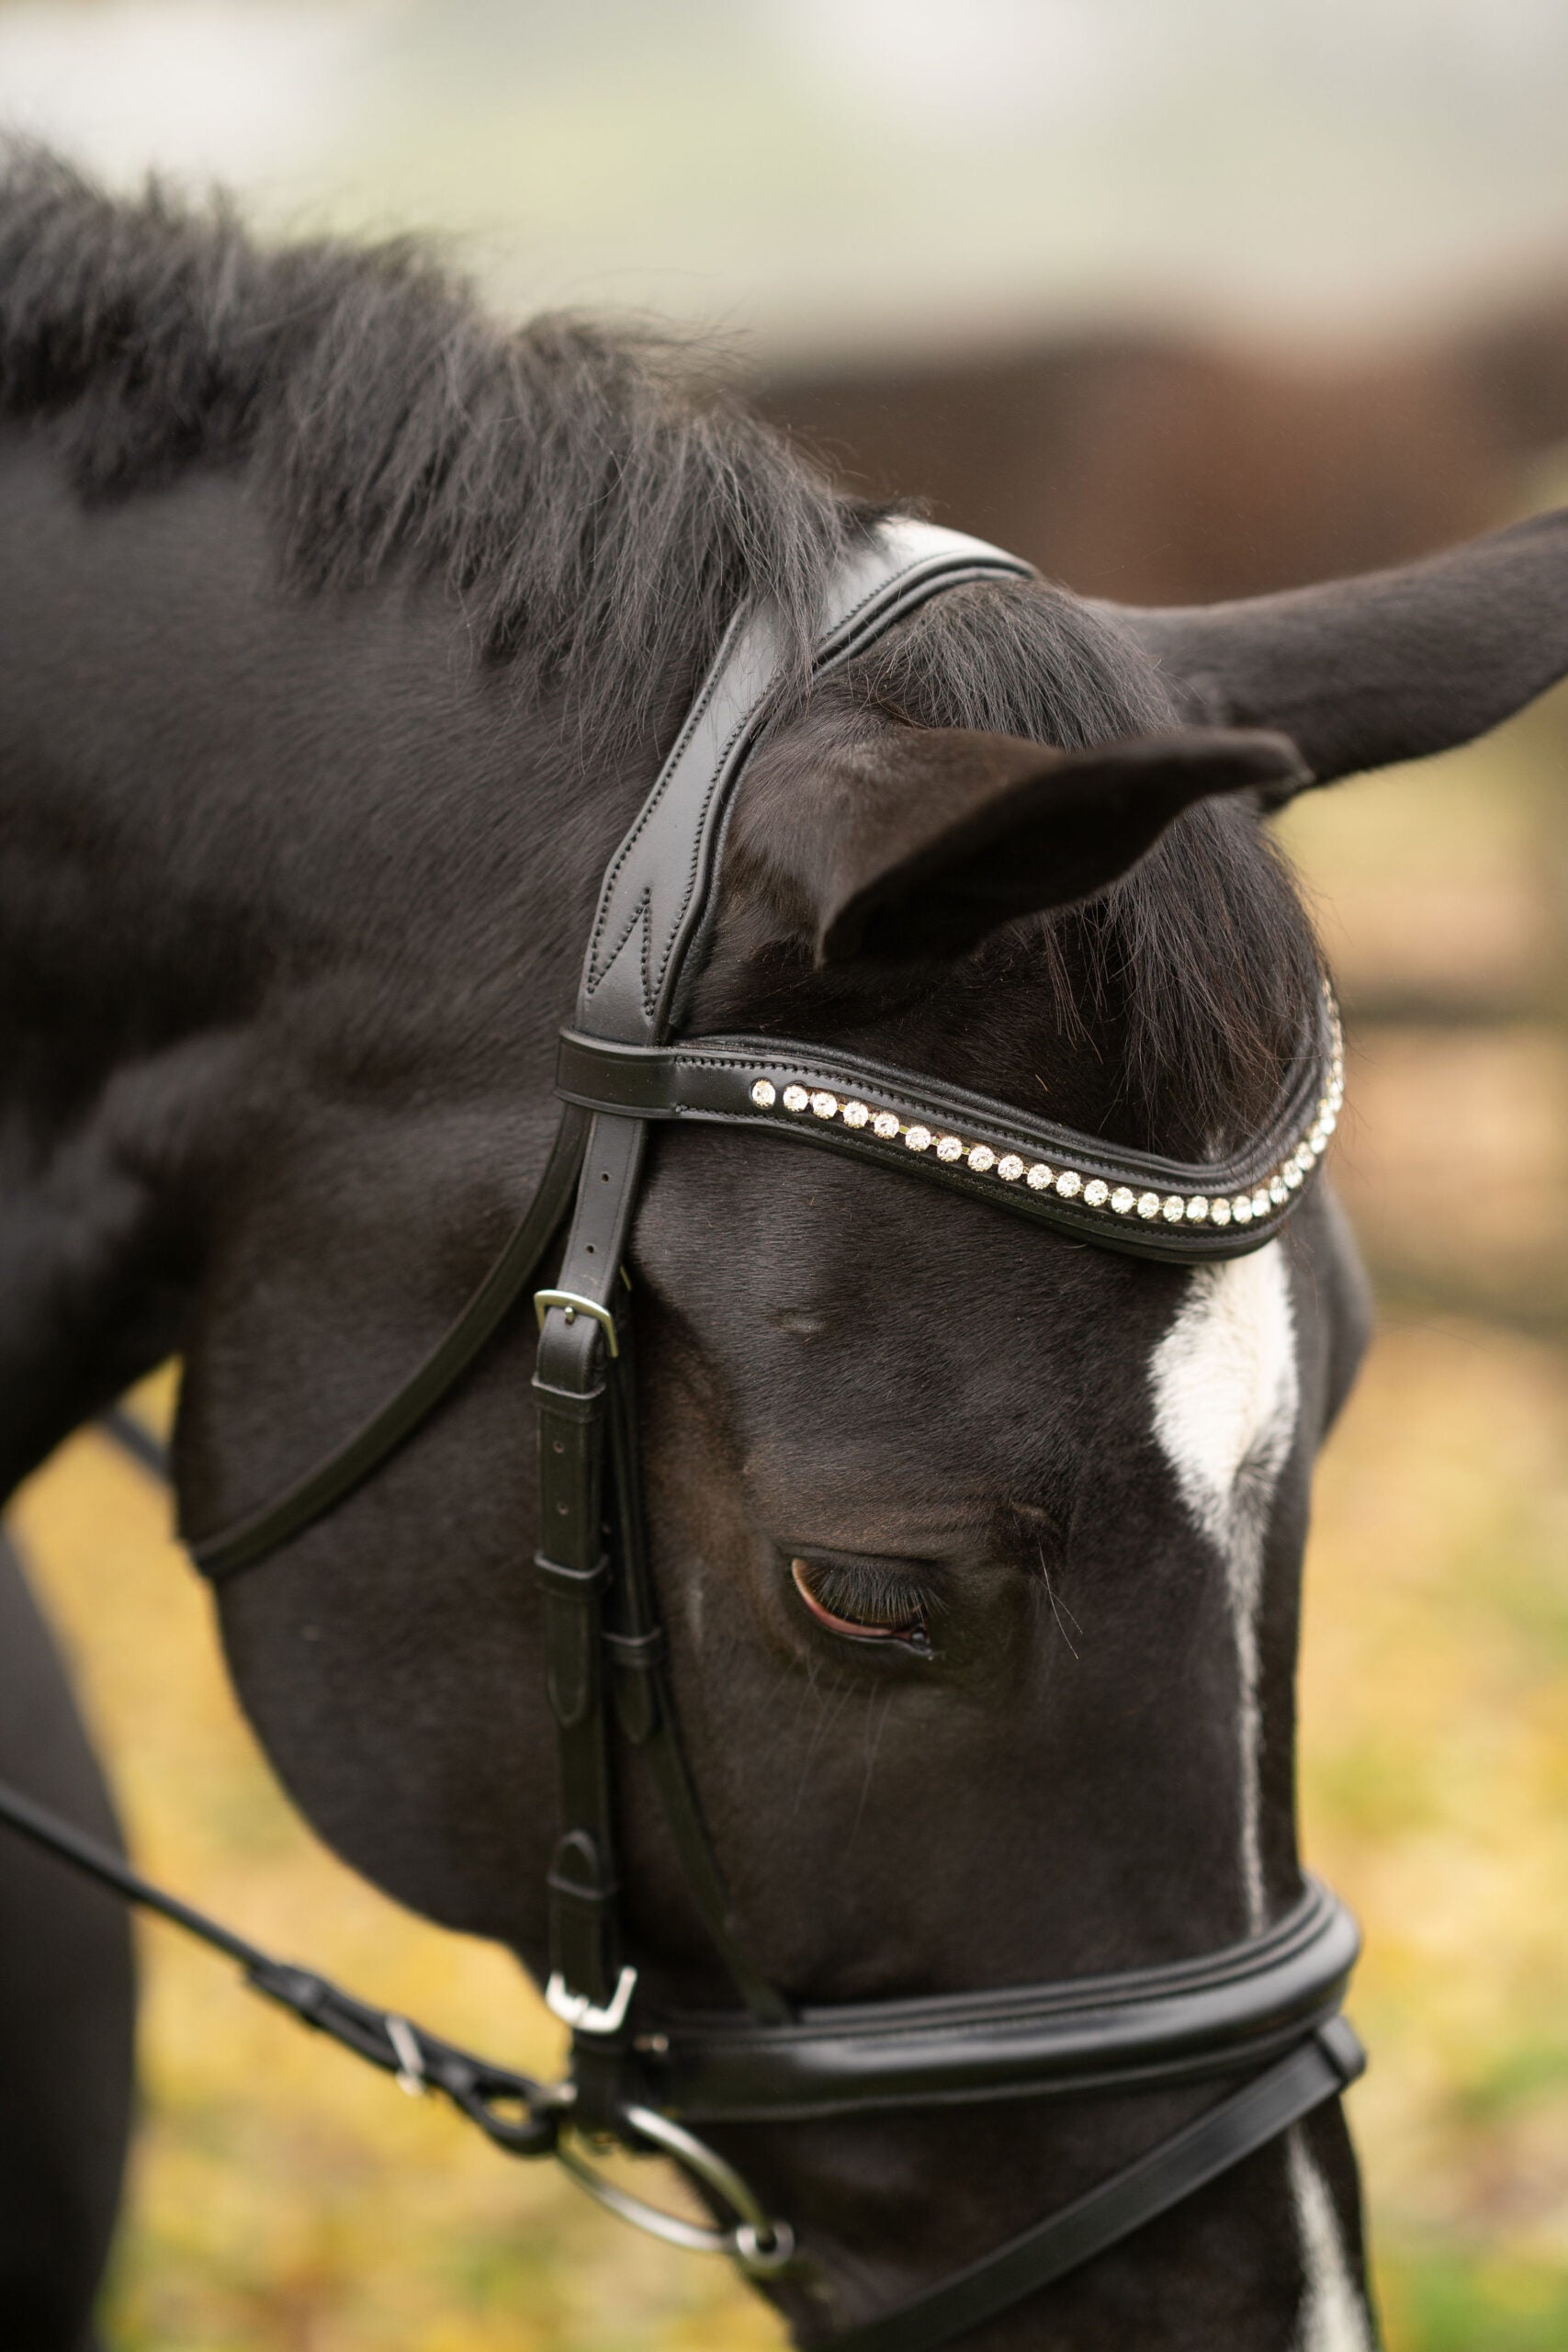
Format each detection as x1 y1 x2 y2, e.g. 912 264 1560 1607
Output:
554 2102 796 2276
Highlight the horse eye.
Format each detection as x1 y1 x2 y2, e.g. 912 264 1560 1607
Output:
790 1556 931 1646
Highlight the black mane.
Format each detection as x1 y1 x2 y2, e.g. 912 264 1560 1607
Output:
0 145 1320 1140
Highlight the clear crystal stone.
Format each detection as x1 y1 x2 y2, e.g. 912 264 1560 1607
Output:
841 1100 869 1128
935 1134 963 1161
997 1154 1025 1182
1284 1161 1303 1189
1251 1190 1270 1217
872 1111 899 1138
1055 1170 1083 1198
750 1079 776 1108
1232 1195 1254 1223
1210 1197 1232 1226
1026 1163 1054 1190
1111 1186 1135 1215
966 1144 996 1172
1269 1175 1288 1205
905 1125 932 1152
782 1085 809 1113
1137 1190 1160 1218
1083 1178 1110 1207
810 1091 838 1120
1186 1196 1209 1221
1162 1194 1184 1221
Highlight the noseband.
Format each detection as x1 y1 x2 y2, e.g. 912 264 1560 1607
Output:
0 524 1360 2351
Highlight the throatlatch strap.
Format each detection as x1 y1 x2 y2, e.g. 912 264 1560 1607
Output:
821 2019 1367 2352
192 1106 590 1579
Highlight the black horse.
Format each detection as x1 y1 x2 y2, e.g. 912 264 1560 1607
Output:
5 149 1568 2351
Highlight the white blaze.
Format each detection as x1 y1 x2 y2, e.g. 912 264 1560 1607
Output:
1148 1241 1298 1933
1287 2132 1374 2352
1148 1244 1371 2349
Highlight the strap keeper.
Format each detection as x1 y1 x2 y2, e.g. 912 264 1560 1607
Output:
604 1628 666 1670
536 1555 611 1601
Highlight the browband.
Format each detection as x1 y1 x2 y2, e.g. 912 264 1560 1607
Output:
555 998 1342 1264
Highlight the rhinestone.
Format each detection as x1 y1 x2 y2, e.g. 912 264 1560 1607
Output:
997 1154 1025 1182
750 1079 776 1108
841 1099 869 1128
1111 1186 1135 1215
1210 1197 1232 1227
967 1144 996 1172
1162 1194 1185 1222
1321 1107 1337 1136
935 1133 964 1161
782 1085 809 1113
905 1125 932 1152
1269 1175 1288 1205
1284 1161 1303 1190
1026 1163 1054 1191
1136 1191 1160 1219
1232 1195 1254 1224
1186 1196 1209 1221
810 1091 838 1120
1251 1190 1270 1217
1055 1170 1083 1198
1083 1178 1110 1207
872 1111 900 1139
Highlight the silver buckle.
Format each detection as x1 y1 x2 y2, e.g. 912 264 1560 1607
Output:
546 1963 638 2035
533 1290 619 1356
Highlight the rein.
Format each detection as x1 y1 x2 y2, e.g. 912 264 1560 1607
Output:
0 522 1362 2351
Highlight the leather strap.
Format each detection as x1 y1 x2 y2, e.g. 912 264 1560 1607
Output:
648 1878 1359 2124
579 523 1033 1046
818 2018 1366 2352
0 1773 563 2158
193 1106 590 1579
534 1114 646 2052
555 1023 1335 1264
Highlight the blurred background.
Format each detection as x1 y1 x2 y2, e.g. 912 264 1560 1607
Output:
6 1 1568 2346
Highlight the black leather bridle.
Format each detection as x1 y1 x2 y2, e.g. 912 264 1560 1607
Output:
0 522 1362 2352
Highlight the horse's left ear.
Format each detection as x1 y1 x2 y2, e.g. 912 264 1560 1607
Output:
1103 506 1568 794
763 722 1308 966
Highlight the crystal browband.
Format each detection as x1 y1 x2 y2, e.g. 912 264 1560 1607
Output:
556 995 1343 1266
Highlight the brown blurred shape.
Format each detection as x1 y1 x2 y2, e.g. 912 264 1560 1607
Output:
757 288 1568 601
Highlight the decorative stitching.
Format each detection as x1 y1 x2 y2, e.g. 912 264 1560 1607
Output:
581 539 1032 1027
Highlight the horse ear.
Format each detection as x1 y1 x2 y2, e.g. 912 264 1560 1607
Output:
806 724 1306 965
1102 507 1568 792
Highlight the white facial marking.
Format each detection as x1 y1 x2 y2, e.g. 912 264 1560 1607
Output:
1148 1243 1299 1932
1287 2133 1373 2352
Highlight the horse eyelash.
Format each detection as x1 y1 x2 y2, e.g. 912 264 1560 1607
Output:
793 1556 935 1633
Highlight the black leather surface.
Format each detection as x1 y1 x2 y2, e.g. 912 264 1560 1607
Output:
821 2018 1367 2352
647 1878 1359 2123
576 523 1032 1047
556 1024 1334 1263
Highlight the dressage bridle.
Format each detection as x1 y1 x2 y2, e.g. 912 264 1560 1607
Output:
0 522 1363 2351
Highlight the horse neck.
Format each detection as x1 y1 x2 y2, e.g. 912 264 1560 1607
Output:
0 427 643 1492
